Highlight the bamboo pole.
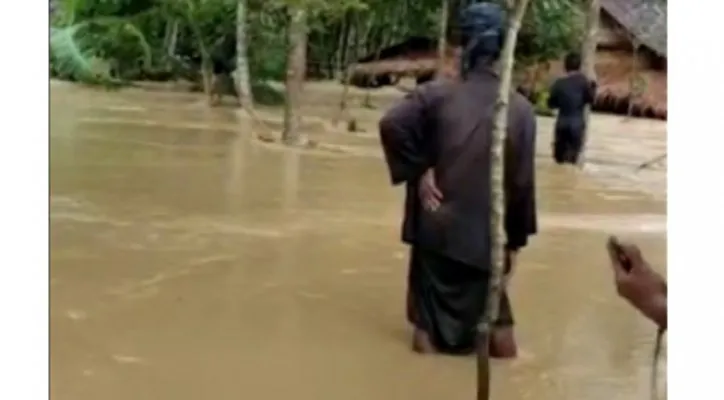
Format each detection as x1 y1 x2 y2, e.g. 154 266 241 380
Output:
437 0 449 77
476 1 532 399
578 0 601 167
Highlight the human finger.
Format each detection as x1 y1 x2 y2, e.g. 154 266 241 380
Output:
429 182 443 200
424 198 440 212
429 198 440 211
619 243 645 269
418 186 434 204
606 239 628 277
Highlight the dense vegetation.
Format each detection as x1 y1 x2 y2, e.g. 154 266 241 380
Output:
49 0 585 89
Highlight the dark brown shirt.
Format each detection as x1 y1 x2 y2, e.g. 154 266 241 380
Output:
379 69 538 268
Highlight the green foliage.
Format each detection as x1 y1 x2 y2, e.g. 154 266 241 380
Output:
248 1 288 81
49 0 585 90
50 16 153 87
517 0 584 64
252 81 286 106
533 89 554 117
50 0 163 86
50 25 107 84
480 0 583 64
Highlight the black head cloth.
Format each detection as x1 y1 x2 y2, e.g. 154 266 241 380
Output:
459 2 507 76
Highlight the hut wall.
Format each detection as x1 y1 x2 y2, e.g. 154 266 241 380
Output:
351 46 459 83
597 14 631 50
517 49 666 119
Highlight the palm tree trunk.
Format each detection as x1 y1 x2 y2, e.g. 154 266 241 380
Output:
477 1 531 400
578 0 601 167
282 6 308 145
235 0 254 110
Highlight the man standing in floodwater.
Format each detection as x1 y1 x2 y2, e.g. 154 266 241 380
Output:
547 52 597 164
378 2 537 356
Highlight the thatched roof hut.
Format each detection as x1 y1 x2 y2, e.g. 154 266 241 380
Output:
349 37 460 87
350 0 667 119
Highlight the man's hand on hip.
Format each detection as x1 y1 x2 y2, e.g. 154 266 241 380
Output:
419 168 443 212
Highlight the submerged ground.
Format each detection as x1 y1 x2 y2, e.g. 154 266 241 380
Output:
50 80 666 400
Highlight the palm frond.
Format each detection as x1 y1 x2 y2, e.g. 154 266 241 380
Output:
88 17 154 69
50 17 153 87
50 24 118 85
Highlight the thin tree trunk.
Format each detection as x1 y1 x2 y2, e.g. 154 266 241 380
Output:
363 20 396 107
163 19 173 47
354 13 375 61
201 59 214 102
627 42 640 118
361 12 379 108
282 6 308 145
235 0 254 110
337 65 354 124
477 1 531 400
334 15 349 80
446 0 464 46
192 41 213 101
187 11 214 103
335 14 359 125
437 0 449 76
392 1 409 44
168 21 179 56
163 19 180 57
578 0 601 167
358 13 375 66
162 19 179 71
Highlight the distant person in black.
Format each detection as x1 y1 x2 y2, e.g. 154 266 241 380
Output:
547 52 597 164
210 35 239 106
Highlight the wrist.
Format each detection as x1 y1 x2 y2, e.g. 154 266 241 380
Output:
641 293 667 330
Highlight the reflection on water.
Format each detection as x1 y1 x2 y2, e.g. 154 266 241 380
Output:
50 81 666 400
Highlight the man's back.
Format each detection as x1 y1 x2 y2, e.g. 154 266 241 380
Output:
432 73 534 209
381 69 538 268
548 72 594 118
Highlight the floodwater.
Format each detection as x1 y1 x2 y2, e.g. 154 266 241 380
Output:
50 81 667 400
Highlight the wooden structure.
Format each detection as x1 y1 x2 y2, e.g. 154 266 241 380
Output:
348 37 460 87
349 0 667 119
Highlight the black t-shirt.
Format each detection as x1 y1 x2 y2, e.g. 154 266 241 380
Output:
548 72 596 119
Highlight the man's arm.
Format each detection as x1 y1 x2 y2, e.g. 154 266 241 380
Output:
584 78 597 105
504 106 538 252
547 80 560 110
378 83 442 185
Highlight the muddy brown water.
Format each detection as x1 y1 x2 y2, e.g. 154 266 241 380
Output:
50 81 666 400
